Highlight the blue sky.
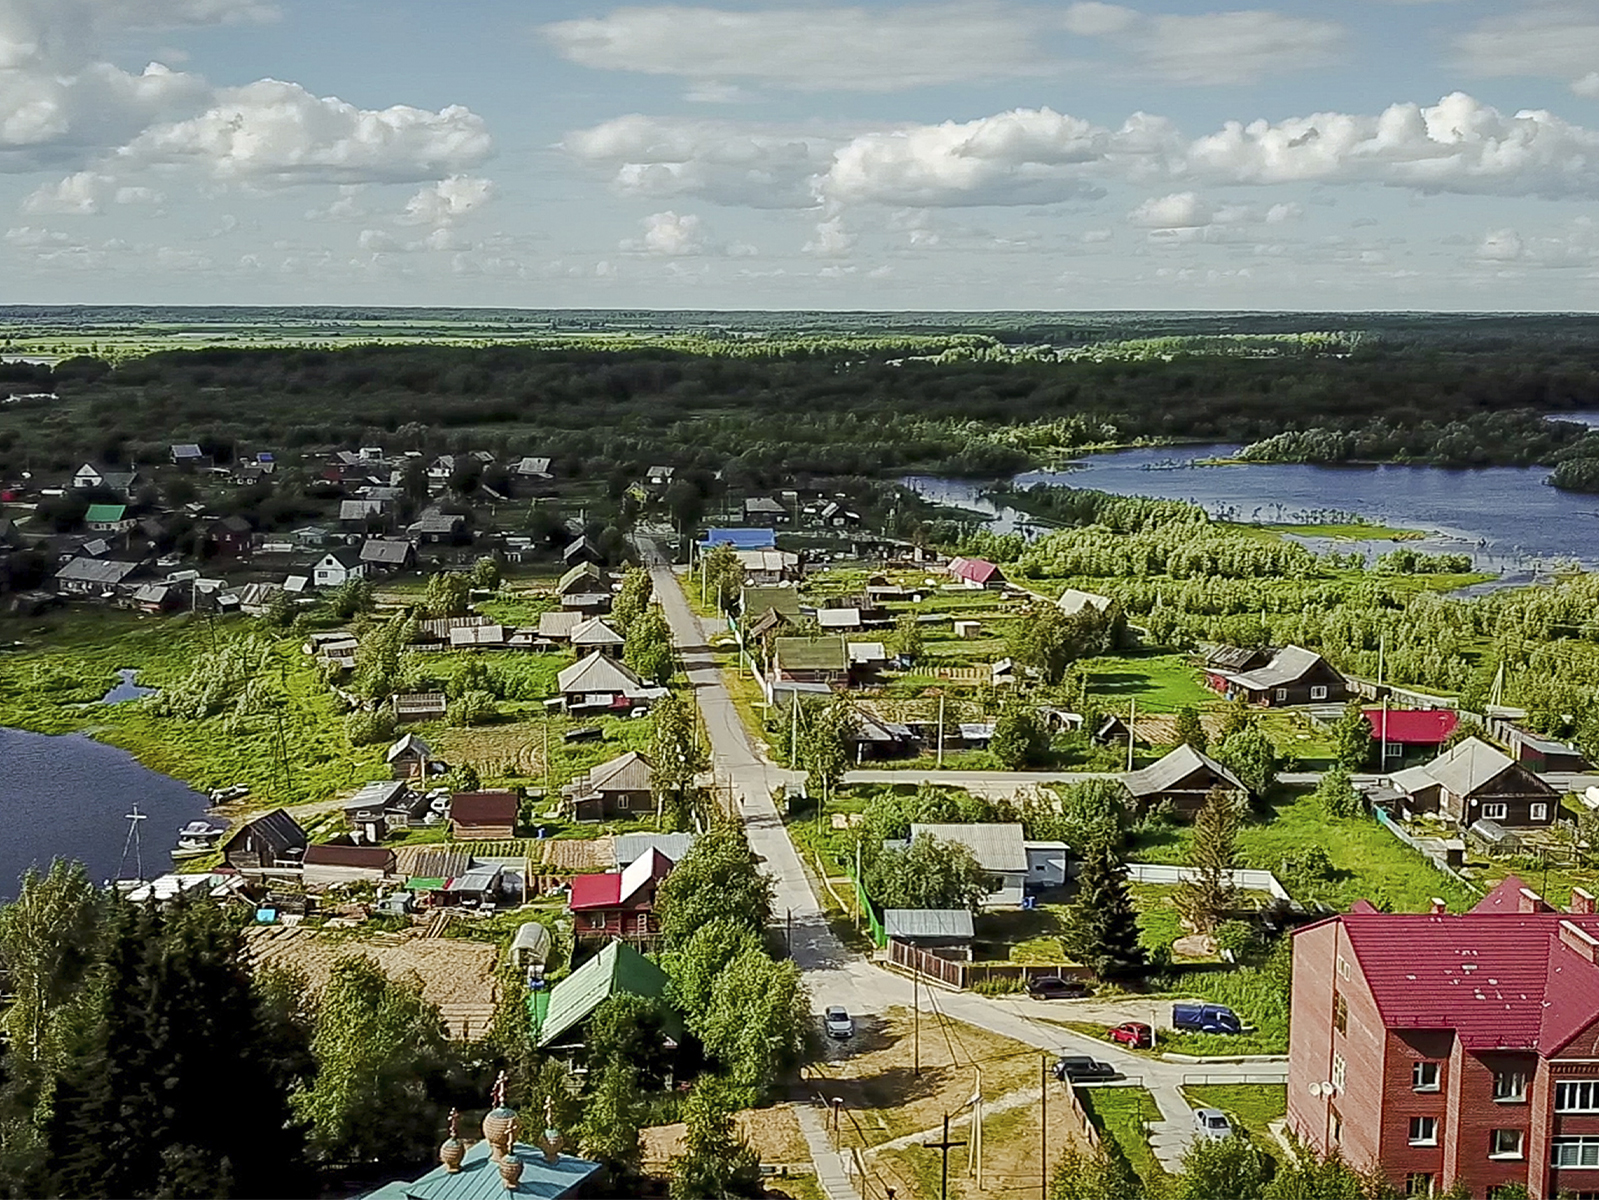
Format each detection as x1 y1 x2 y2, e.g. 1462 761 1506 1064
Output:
5 0 1599 309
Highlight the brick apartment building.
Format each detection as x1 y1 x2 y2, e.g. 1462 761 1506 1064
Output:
1289 877 1599 1199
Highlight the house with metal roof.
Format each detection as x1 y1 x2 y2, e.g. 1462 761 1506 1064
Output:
569 617 624 657
513 455 552 479
568 848 674 944
169 443 207 466
221 810 307 871
743 495 788 525
536 610 584 642
450 791 520 840
883 909 976 960
1212 644 1346 707
340 498 387 524
612 832 694 869
360 537 417 570
1288 879 1599 1200
946 557 1005 589
557 652 660 713
698 527 775 551
395 692 448 723
1057 587 1113 616
84 503 133 533
55 556 140 595
908 823 1027 908
449 623 506 649
535 939 682 1049
313 547 365 588
771 635 850 685
408 510 466 543
1123 743 1249 816
562 751 655 822
303 843 397 888
1365 707 1459 766
741 584 803 620
387 732 434 779
1392 736 1559 831
360 1103 601 1200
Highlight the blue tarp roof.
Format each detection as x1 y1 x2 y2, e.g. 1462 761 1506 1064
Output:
699 528 776 549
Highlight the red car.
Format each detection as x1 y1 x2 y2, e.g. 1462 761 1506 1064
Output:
1108 1021 1154 1050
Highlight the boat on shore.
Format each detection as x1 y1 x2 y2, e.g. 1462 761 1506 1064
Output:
171 820 226 860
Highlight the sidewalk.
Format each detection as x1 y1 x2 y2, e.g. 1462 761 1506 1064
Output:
793 1101 863 1200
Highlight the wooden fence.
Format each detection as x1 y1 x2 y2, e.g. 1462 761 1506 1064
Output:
889 938 1093 990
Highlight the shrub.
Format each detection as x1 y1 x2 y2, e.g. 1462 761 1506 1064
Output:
345 707 396 746
972 976 1025 996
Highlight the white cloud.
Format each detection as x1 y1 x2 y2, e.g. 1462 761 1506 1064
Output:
114 185 163 205
1476 228 1524 262
1110 10 1346 86
21 171 109 213
1454 8 1599 98
4 224 72 246
804 216 855 257
1265 201 1302 223
400 175 494 226
1128 191 1211 228
1062 3 1140 37
542 5 1055 92
562 113 839 207
118 79 491 185
624 210 707 255
1081 228 1113 243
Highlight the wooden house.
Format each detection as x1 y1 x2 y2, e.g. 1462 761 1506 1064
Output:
394 693 447 723
386 732 433 780
946 557 1005 590
84 504 134 534
535 939 682 1050
569 617 625 658
207 516 253 558
313 548 364 588
563 751 655 822
557 652 653 713
568 849 674 943
884 909 975 962
220 809 307 871
563 535 604 566
449 790 520 840
1122 744 1249 816
1396 737 1559 831
359 537 416 573
1210 644 1346 707
771 635 850 685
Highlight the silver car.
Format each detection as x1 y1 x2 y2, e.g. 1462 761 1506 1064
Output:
1193 1108 1233 1140
823 1006 853 1039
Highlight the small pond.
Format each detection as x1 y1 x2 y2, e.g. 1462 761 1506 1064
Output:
100 668 157 705
0 727 210 900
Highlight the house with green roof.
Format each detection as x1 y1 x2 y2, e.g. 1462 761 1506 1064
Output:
533 940 681 1049
84 503 133 533
771 634 850 685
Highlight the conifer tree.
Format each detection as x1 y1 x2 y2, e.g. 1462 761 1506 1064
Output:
1063 839 1146 980
1173 706 1208 752
1176 787 1241 936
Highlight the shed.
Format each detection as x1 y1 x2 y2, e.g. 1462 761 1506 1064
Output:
450 791 520 840
563 751 654 822
394 693 447 723
221 810 308 871
302 844 397 888
1025 840 1070 887
953 620 982 640
387 732 434 779
510 921 553 974
817 607 862 632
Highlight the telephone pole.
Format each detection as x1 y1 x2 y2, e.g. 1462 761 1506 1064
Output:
924 1113 965 1200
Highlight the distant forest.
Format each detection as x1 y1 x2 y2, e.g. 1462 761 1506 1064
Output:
5 318 1599 488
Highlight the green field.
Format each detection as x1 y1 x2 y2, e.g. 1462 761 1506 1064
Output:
1077 1087 1166 1188
1181 1084 1287 1145
1083 653 1218 712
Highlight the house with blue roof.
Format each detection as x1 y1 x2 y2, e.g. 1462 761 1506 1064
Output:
698 528 776 551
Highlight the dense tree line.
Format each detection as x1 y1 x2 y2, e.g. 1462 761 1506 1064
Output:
7 337 1599 487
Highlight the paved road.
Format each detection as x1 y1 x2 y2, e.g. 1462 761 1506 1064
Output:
644 549 1285 1168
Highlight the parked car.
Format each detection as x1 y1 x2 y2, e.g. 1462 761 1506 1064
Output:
1052 1055 1115 1083
1171 1003 1242 1035
1107 1022 1154 1050
824 1006 854 1039
1028 976 1092 1000
1193 1109 1233 1140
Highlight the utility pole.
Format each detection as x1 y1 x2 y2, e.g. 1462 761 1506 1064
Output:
968 1066 984 1188
1040 1053 1048 1200
855 839 863 932
274 707 293 797
1126 697 1137 771
1378 633 1388 766
913 964 920 1077
924 1113 965 1200
937 693 945 767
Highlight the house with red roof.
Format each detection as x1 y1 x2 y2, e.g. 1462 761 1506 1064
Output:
946 557 1005 590
1365 707 1459 766
1288 877 1599 1200
568 848 674 945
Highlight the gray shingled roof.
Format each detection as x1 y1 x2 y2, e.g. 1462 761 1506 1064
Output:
1227 644 1330 691
56 557 139 585
1423 737 1525 797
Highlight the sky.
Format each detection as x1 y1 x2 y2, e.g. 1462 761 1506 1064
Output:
5 0 1599 310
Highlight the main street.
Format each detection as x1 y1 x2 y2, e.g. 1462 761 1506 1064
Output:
644 546 1282 1170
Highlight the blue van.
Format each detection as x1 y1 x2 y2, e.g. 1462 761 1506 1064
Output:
1172 1003 1242 1034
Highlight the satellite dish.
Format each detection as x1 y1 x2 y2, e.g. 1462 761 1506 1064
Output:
1308 1082 1324 1097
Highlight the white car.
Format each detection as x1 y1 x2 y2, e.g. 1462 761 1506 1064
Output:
823 1006 853 1039
1193 1109 1233 1140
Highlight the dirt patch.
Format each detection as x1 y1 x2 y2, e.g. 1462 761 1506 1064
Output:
800 1005 1090 1200
245 925 499 1038
1133 713 1223 747
642 1104 808 1170
430 722 546 776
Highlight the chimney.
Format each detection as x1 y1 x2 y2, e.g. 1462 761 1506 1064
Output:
1519 887 1550 913
1572 888 1597 915
1560 921 1599 965
1430 898 1447 915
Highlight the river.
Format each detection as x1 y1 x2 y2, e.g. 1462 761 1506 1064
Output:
0 727 209 900
905 443 1599 574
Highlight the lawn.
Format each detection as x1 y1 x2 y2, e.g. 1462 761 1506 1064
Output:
1129 789 1478 914
1083 653 1217 713
1076 1087 1166 1190
1180 1084 1287 1144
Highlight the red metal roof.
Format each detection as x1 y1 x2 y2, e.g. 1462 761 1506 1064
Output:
1363 707 1458 745
948 557 1000 584
569 872 622 910
1336 903 1599 1051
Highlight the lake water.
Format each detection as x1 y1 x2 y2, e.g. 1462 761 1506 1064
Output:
905 443 1599 573
100 668 157 704
0 727 209 900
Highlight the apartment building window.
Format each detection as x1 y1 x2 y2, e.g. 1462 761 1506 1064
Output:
1552 1136 1599 1167
1483 802 1509 820
1490 1129 1526 1160
1332 1053 1347 1092
1413 1061 1440 1092
1532 803 1549 821
1409 1117 1439 1146
1493 1071 1528 1102
1405 1173 1434 1197
1557 1081 1599 1112
1334 992 1348 1034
